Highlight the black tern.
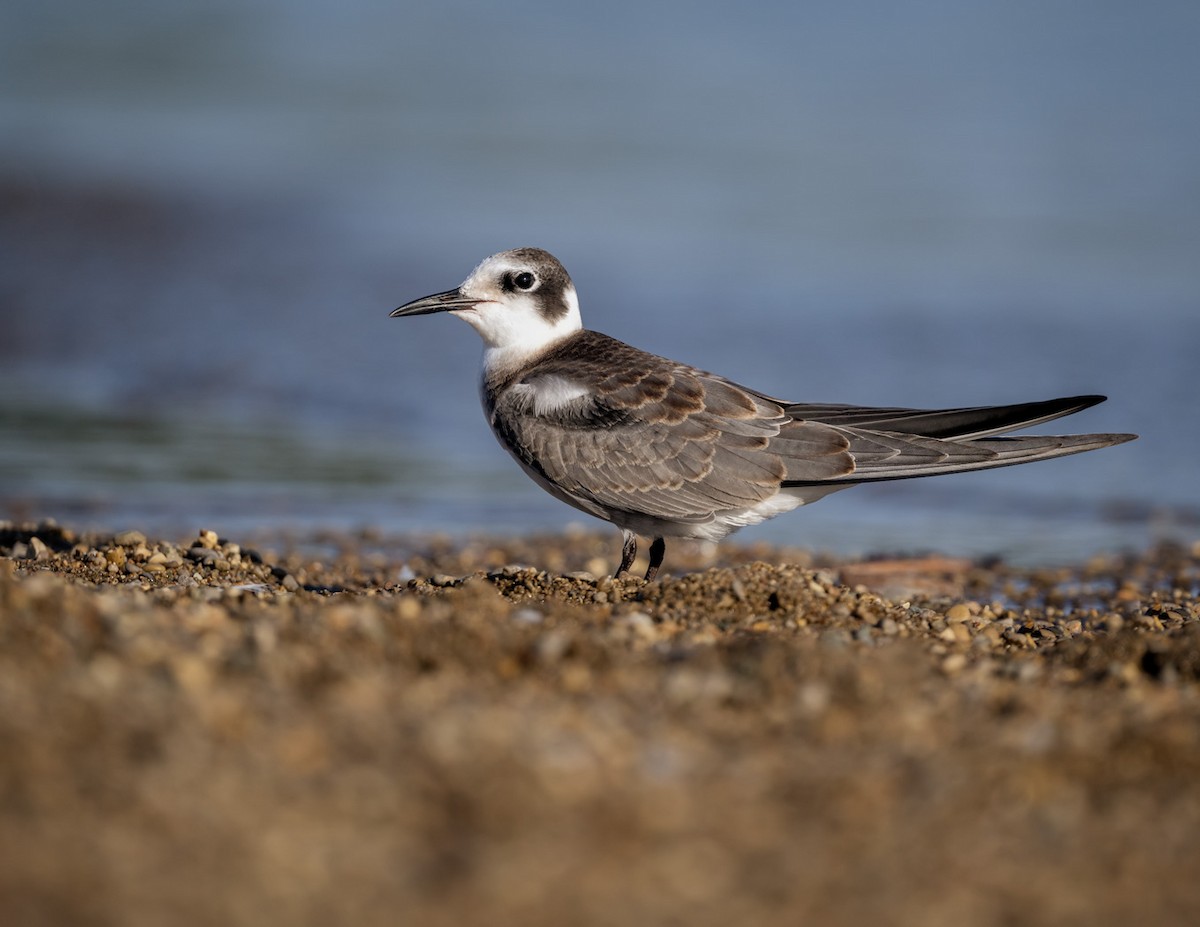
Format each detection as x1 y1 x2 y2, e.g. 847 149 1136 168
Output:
392 248 1136 580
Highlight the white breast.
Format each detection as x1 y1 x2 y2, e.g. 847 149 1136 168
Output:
512 374 593 416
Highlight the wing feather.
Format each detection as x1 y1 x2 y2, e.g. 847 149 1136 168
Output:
486 332 1135 525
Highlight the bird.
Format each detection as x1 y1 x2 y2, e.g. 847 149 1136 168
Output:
391 248 1136 581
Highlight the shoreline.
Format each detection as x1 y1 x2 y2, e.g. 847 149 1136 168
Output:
2 520 1199 925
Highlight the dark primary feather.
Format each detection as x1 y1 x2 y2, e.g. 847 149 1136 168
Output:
789 395 1107 440
485 330 1135 526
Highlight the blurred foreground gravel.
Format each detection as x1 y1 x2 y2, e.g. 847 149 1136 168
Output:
2 521 1199 927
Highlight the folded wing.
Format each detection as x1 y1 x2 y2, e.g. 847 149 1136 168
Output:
487 332 1136 522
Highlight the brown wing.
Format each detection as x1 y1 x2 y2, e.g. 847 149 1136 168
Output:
487 332 1136 518
487 332 854 523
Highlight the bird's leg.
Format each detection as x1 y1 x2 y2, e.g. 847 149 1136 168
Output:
644 537 666 581
616 529 637 578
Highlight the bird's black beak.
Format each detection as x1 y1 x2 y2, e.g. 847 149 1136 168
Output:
390 288 478 318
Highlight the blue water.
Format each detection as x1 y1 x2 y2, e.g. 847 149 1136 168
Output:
2 0 1197 562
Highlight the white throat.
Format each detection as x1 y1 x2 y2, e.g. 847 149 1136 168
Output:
457 286 583 375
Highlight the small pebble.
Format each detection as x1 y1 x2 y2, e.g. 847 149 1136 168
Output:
513 608 544 624
946 603 972 622
537 630 572 664
620 611 658 641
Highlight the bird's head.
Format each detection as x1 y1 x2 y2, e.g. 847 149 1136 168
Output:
391 248 582 363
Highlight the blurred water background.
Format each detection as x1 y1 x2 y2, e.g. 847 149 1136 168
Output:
1 0 1197 562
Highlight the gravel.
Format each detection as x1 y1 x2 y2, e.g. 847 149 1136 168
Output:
1 519 1198 927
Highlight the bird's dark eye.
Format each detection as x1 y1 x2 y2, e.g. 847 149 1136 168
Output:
514 271 536 291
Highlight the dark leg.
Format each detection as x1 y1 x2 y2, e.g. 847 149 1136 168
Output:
644 537 666 581
616 529 637 577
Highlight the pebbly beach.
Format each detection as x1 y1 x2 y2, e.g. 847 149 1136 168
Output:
2 520 1198 926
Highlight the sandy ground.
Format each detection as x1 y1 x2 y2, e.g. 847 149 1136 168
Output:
2 520 1199 927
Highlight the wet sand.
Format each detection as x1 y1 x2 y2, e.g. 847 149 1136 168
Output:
2 521 1199 926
